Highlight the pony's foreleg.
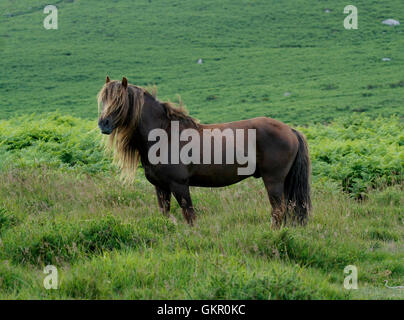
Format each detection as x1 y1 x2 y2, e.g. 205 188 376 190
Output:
155 186 171 216
171 183 196 226
263 179 286 229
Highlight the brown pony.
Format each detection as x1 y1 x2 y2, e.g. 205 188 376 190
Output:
98 76 311 228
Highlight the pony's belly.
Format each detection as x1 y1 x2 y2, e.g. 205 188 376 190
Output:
188 177 249 187
188 165 251 187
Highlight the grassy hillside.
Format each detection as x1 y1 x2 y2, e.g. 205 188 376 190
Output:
0 166 402 299
0 113 402 197
1 0 403 123
0 0 403 300
0 114 402 299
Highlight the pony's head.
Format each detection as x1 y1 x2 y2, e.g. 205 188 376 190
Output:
97 76 143 134
97 76 144 180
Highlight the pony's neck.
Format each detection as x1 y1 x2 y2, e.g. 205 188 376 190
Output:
134 94 168 164
142 94 172 131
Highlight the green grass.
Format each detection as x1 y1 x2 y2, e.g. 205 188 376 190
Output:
0 166 402 299
1 0 403 123
0 0 403 299
0 114 402 299
1 113 402 198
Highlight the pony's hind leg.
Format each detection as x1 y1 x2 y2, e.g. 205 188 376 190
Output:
171 183 196 226
155 186 171 216
263 178 286 229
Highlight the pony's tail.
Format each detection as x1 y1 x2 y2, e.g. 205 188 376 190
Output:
284 129 312 225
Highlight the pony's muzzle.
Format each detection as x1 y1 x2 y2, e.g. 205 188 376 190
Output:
98 117 114 135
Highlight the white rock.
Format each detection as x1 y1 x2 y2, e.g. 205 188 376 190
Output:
382 19 400 26
284 92 291 97
324 9 331 13
382 58 391 62
197 58 203 64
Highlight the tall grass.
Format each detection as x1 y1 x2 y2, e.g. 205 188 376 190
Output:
0 166 402 299
0 113 403 299
1 113 402 197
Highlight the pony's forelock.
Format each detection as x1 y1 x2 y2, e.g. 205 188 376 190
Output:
97 80 144 181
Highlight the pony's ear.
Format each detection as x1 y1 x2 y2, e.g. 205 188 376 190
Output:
122 77 128 89
106 76 110 83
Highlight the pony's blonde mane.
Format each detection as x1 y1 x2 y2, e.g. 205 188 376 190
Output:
97 80 198 181
97 81 144 181
161 99 199 129
149 85 198 127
